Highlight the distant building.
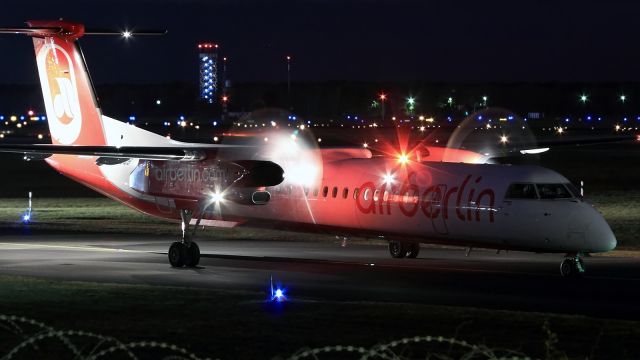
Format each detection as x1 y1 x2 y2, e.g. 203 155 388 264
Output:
198 43 218 104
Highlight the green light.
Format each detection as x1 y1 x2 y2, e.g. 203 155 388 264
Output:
579 94 588 104
447 97 453 105
620 94 627 103
482 96 488 102
407 97 415 105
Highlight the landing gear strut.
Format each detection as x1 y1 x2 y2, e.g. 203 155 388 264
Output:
168 207 205 268
560 254 585 278
388 241 420 259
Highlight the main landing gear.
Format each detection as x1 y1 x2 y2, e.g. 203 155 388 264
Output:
388 241 420 259
168 208 203 268
560 253 585 278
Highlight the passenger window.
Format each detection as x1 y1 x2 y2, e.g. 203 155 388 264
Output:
322 186 328 198
303 187 309 196
373 190 380 201
332 187 338 198
363 188 371 201
342 187 349 199
353 188 360 200
536 184 573 199
313 188 319 197
505 183 538 199
383 190 389 202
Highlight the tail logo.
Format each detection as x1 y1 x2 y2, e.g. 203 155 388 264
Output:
36 43 82 145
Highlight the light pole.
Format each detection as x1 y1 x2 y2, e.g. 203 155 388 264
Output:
379 93 387 122
286 55 292 109
286 55 291 95
406 96 415 116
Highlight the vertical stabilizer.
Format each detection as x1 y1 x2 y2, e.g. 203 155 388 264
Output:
27 20 106 146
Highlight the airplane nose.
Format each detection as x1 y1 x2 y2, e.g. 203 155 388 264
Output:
585 219 617 253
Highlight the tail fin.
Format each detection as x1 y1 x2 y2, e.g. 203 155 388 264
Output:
28 20 106 146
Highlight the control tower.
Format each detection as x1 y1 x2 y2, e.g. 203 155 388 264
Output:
197 43 218 104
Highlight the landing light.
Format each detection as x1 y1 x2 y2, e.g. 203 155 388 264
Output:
122 30 132 38
500 135 508 144
382 173 395 184
210 192 224 203
398 153 409 164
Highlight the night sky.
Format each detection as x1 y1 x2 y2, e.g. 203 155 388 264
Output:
1 0 640 85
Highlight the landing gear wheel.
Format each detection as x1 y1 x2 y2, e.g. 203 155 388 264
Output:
560 256 585 278
389 241 407 259
168 242 186 267
184 242 201 267
405 243 420 258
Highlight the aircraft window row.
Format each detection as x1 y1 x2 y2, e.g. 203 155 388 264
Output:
308 185 422 204
505 183 577 200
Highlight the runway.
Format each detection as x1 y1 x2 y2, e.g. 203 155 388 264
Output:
0 232 639 319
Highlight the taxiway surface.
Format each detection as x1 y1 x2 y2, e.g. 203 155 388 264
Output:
0 233 638 319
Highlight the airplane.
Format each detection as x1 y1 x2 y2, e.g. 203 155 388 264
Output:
0 20 617 278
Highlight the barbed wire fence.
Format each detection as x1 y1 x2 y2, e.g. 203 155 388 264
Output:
0 314 540 360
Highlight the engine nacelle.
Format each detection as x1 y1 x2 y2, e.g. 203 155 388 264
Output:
223 189 271 205
128 159 283 202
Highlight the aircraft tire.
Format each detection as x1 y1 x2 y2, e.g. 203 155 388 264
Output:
560 257 584 278
405 243 420 258
389 241 407 259
184 242 201 267
169 241 186 267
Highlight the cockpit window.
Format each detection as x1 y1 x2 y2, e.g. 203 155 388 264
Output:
505 183 538 199
536 183 573 199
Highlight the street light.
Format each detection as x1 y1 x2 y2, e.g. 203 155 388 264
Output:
406 96 416 115
286 55 292 96
379 93 387 121
579 94 588 104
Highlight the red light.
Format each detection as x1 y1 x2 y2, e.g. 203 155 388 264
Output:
198 44 202 49
222 96 229 102
27 110 34 116
379 93 387 101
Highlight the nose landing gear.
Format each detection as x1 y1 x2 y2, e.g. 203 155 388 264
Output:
388 241 420 259
560 254 585 278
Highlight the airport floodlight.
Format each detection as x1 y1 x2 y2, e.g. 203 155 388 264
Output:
579 94 588 104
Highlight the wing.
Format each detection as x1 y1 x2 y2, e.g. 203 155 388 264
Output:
0 144 249 162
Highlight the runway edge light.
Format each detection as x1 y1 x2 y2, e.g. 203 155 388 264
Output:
21 191 32 224
269 275 287 302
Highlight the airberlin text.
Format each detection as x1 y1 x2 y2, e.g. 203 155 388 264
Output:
153 166 225 184
356 174 496 223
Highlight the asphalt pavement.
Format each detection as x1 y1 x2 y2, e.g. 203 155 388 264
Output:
0 233 638 319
